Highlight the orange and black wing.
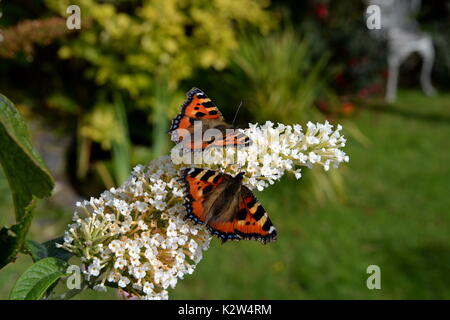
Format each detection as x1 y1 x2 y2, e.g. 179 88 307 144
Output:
180 167 227 224
168 88 224 143
208 130 251 149
181 129 251 151
181 168 277 244
179 128 251 152
169 88 252 151
208 187 277 244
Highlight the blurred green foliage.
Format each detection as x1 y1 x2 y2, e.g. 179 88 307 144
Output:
231 27 330 124
45 0 273 101
1 0 275 191
48 0 272 187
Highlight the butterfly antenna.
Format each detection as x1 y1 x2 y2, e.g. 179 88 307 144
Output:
231 101 243 128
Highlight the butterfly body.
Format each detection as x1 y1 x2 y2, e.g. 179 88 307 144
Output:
169 88 251 151
181 168 277 244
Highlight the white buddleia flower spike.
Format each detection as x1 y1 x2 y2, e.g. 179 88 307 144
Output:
171 121 349 191
59 156 211 300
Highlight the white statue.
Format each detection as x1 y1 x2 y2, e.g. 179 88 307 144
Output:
367 0 436 102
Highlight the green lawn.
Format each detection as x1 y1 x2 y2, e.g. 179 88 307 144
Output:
1 90 449 299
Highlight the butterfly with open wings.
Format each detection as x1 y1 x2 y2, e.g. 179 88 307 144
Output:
179 167 277 244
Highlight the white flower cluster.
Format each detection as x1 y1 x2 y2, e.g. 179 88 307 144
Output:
171 121 349 191
59 156 211 300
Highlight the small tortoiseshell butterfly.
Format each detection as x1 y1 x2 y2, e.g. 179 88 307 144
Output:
168 88 251 151
180 167 277 244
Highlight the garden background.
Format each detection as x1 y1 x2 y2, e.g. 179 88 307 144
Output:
0 0 449 299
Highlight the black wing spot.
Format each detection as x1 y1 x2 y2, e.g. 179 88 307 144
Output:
200 170 215 182
253 205 265 221
188 168 203 177
212 174 222 184
246 198 257 209
262 219 273 231
202 101 215 108
195 112 206 117
203 185 213 195
237 209 247 220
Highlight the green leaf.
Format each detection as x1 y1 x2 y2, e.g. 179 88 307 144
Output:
25 240 47 261
9 257 68 300
25 237 73 262
0 94 55 269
